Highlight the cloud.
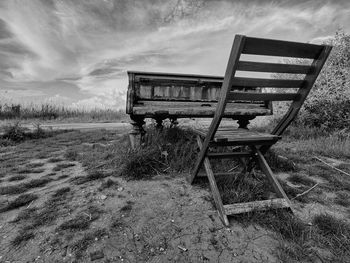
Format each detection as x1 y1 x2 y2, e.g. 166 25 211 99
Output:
0 0 349 108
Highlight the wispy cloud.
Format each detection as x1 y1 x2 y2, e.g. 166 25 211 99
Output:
0 0 349 108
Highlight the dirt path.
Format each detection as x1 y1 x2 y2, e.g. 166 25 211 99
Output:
23 122 131 131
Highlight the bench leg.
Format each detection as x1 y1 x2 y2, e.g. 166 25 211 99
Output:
236 117 254 129
155 117 164 129
129 116 145 149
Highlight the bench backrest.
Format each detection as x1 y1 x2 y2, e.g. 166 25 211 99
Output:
211 35 332 137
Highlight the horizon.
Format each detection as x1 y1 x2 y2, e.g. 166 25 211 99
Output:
1 0 349 109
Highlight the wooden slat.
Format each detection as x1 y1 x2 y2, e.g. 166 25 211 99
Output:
237 61 312 74
232 77 304 88
228 92 299 101
207 152 252 159
224 198 290 215
242 37 324 59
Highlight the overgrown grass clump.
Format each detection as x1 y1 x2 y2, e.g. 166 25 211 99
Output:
120 125 198 180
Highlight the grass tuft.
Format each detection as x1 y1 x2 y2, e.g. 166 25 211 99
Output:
8 175 26 182
0 193 38 212
53 162 76 171
11 229 35 246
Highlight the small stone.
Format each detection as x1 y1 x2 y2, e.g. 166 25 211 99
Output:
159 247 165 252
90 250 104 261
117 187 124 191
150 248 155 253
171 219 175 223
100 195 107 200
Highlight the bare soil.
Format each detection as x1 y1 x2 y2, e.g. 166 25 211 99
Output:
0 127 349 262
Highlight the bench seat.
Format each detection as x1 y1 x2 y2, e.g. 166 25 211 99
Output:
193 126 281 144
132 101 271 118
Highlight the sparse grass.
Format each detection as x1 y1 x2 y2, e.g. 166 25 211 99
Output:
287 173 316 186
48 157 64 163
53 162 76 171
18 168 45 174
71 170 110 185
1 121 65 143
11 229 35 246
57 205 104 231
64 149 78 161
52 187 71 198
57 174 69 180
11 185 72 246
334 191 350 207
216 174 270 205
313 213 350 259
0 193 38 212
8 175 26 182
99 178 117 190
0 178 52 195
25 162 45 168
265 149 297 172
71 229 108 259
120 201 134 213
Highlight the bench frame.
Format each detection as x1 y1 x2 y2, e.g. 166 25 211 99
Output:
189 35 332 225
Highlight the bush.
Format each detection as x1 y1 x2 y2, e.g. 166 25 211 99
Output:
299 30 350 131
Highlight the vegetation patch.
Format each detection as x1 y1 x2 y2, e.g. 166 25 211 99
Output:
334 191 350 207
99 178 117 190
53 162 76 171
18 168 45 174
64 149 79 161
287 173 316 186
11 229 35 246
313 213 350 259
0 184 26 195
0 193 38 212
48 157 64 163
71 229 108 259
8 175 26 182
58 205 104 232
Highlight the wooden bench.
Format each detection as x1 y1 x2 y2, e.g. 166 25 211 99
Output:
126 71 272 147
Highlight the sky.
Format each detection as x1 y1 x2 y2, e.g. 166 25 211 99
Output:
0 0 349 109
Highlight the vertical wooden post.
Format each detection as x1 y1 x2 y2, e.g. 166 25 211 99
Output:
129 116 145 149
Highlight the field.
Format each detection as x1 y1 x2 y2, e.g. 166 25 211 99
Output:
0 120 349 262
0 102 128 123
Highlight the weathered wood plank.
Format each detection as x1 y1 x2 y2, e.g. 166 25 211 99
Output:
224 198 290 215
237 61 312 74
242 37 324 58
232 77 304 88
228 92 299 101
